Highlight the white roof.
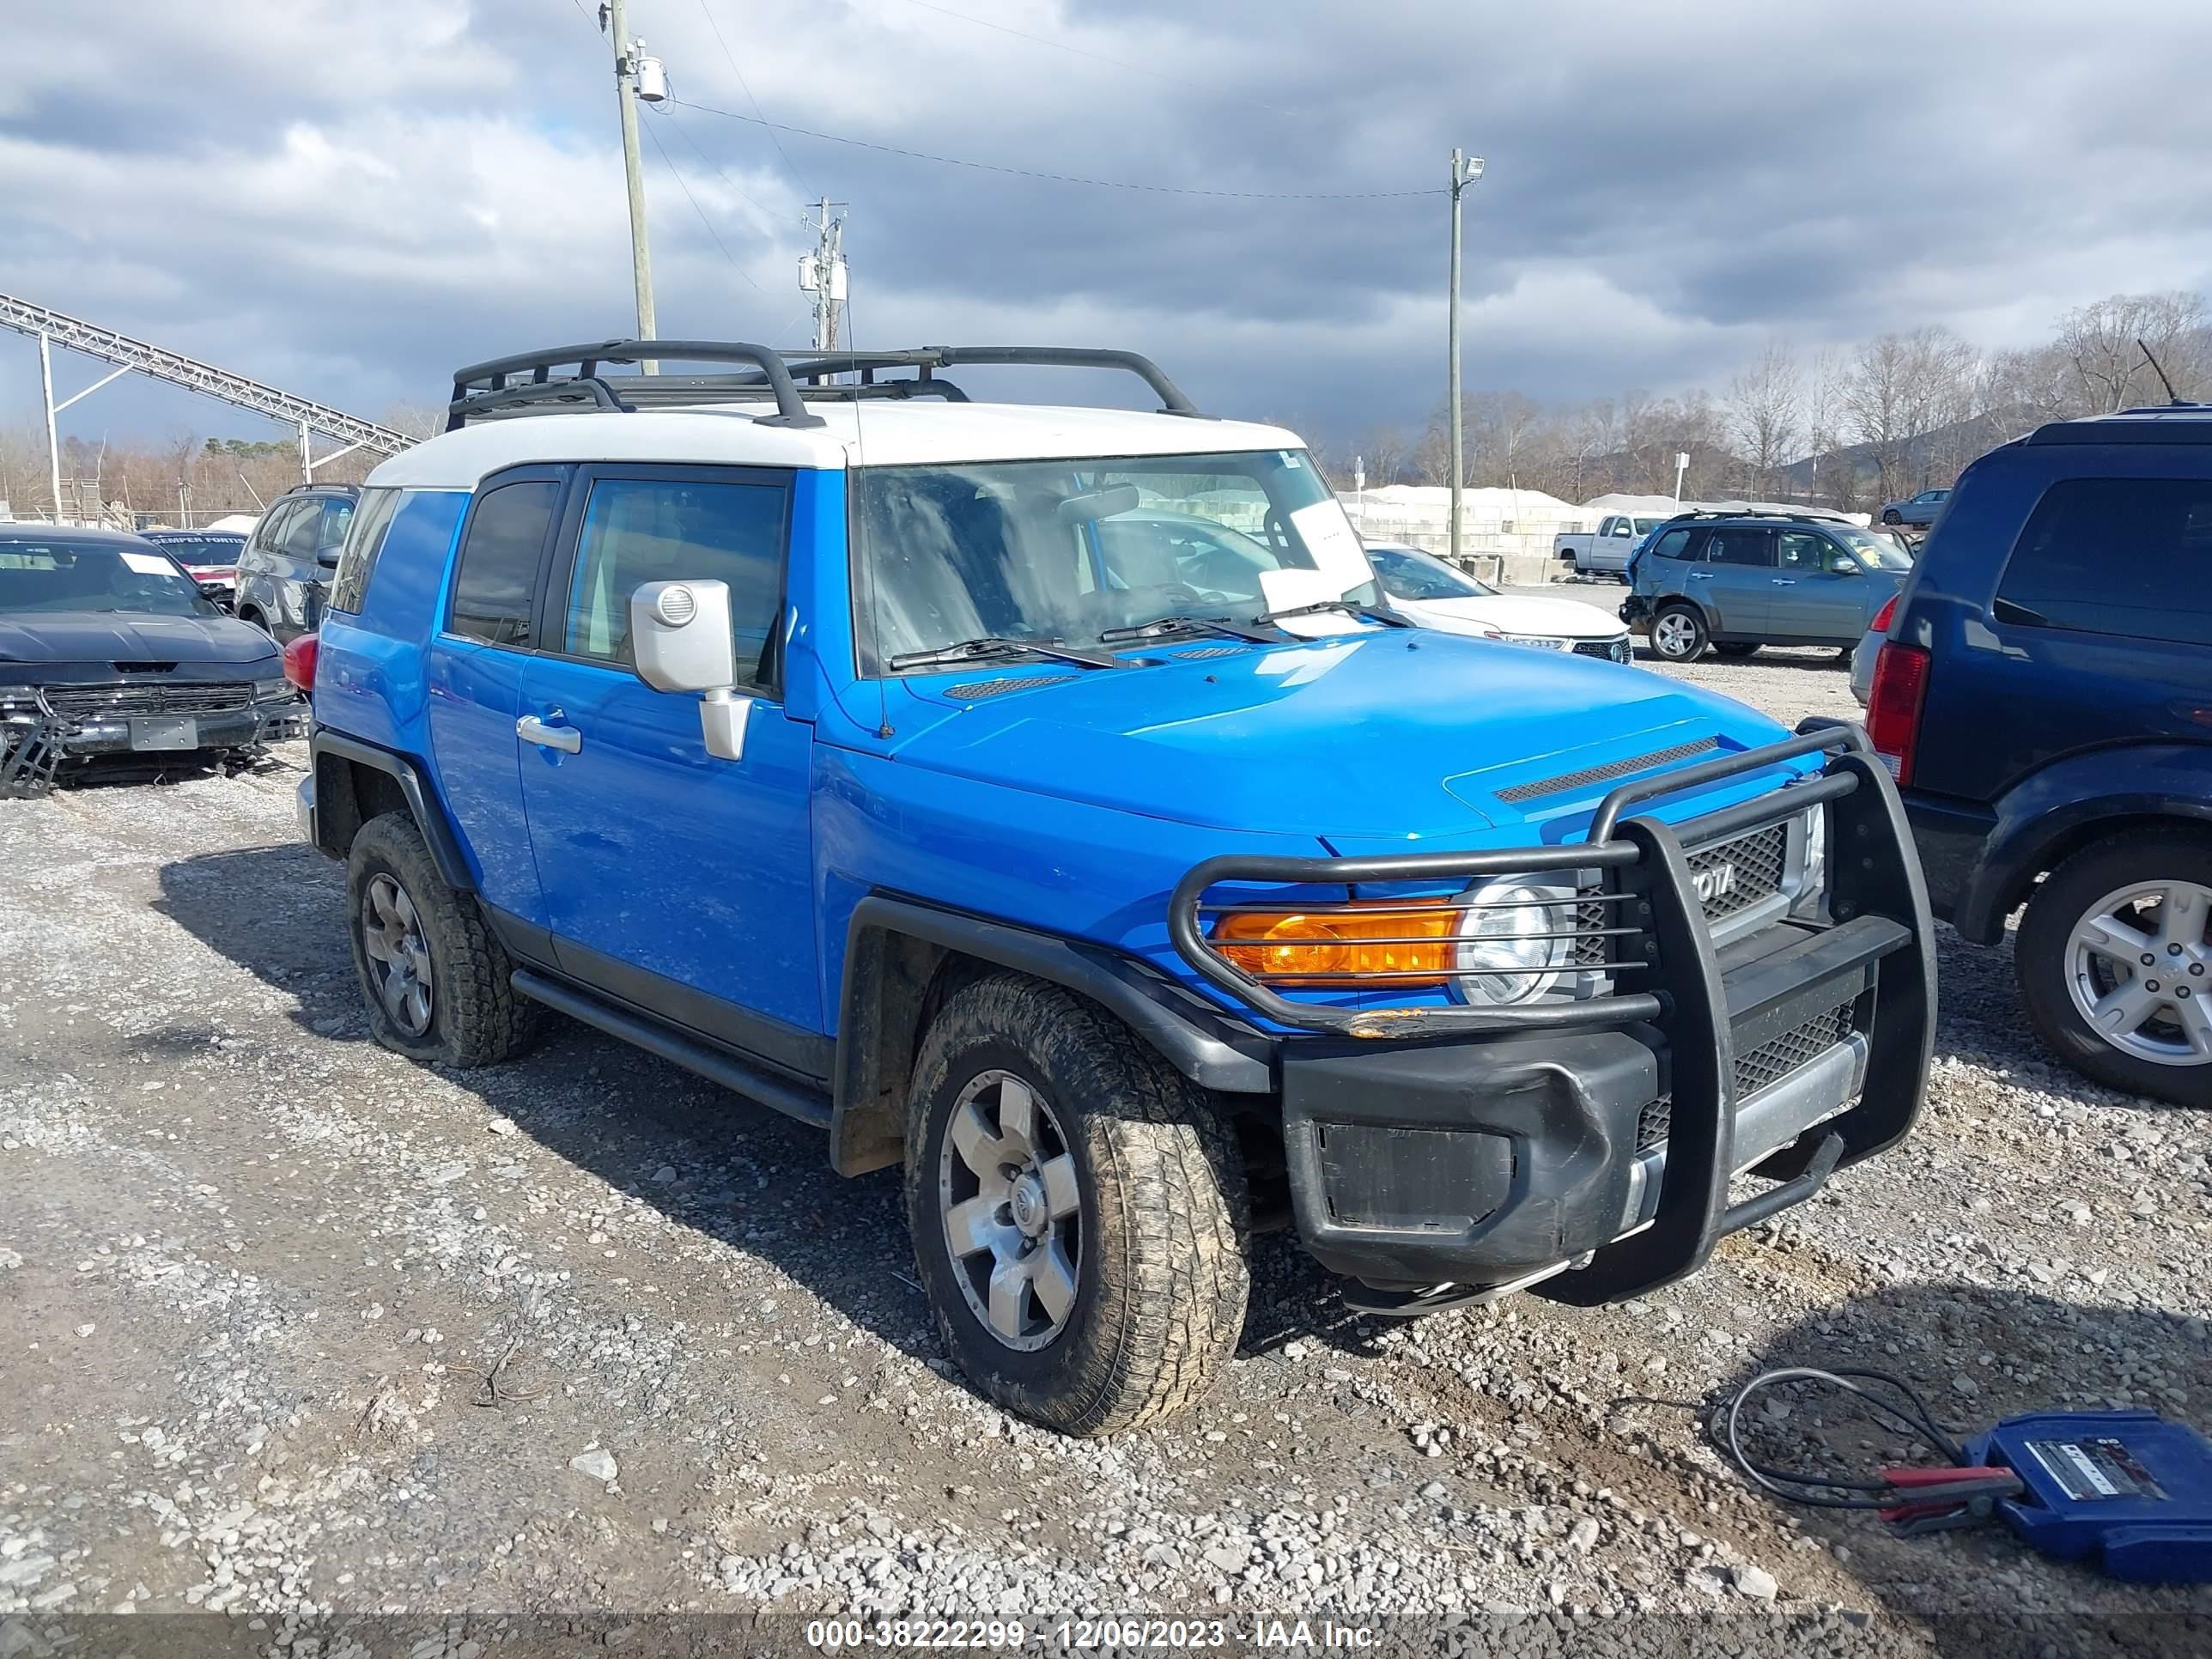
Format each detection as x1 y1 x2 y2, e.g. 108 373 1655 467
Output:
367 401 1304 490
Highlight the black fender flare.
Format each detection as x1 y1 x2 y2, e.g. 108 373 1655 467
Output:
829 895 1273 1176
1955 759 2212 942
310 729 476 893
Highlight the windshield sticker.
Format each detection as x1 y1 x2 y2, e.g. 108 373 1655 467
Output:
122 551 178 576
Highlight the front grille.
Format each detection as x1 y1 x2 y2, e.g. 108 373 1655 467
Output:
1571 886 1611 967
42 682 254 718
1734 997 1857 1098
1572 637 1633 665
1685 822 1790 923
943 675 1077 702
1636 1094 1672 1151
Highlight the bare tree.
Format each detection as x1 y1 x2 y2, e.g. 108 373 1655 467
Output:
2055 291 2208 412
1726 342 1802 499
1354 425 1413 488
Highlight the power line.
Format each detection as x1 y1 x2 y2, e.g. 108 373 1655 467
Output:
659 102 791 223
695 0 815 198
639 109 765 292
671 97 1443 200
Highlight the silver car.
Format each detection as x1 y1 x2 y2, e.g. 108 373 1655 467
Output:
232 485 356 641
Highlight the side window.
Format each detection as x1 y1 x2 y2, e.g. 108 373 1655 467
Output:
281 501 323 559
317 497 355 553
1778 531 1832 573
449 479 560 646
561 476 787 686
1705 527 1776 568
329 487 403 615
1646 527 1694 562
1996 477 2212 647
1609 516 1633 538
252 501 299 558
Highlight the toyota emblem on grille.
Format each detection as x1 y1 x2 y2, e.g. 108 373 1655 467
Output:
1694 862 1739 903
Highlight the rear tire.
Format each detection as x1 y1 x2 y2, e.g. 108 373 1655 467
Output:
1881 509 1903 526
1713 641 1760 659
1650 603 1710 663
346 811 539 1067
2015 829 2212 1107
904 974 1249 1435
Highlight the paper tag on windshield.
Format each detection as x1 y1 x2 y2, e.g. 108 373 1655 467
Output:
1257 568 1364 637
122 551 176 576
1288 500 1370 586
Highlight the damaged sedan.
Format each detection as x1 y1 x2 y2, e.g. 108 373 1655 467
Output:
0 526 305 793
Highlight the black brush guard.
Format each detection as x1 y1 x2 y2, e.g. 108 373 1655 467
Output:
1166 725 1937 1303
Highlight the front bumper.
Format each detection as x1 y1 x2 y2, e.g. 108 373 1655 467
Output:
1619 592 1654 631
38 699 308 759
1168 726 1936 1304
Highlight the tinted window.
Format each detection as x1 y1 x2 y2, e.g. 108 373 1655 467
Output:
330 487 403 615
281 501 323 559
449 480 559 646
1705 527 1776 568
1646 527 1694 562
562 477 787 684
1997 477 2212 647
316 497 355 552
252 501 301 557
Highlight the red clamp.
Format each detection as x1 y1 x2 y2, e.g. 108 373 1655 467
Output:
1878 1465 2024 1534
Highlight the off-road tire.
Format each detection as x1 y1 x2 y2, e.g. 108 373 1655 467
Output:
2016 828 2212 1108
1650 602 1711 663
1713 641 1761 659
903 973 1249 1435
346 811 538 1067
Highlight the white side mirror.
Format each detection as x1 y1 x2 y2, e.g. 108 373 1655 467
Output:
629 579 750 762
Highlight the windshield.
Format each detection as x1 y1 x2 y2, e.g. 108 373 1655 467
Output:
142 535 244 566
853 449 1378 669
0 542 219 617
1369 544 1491 602
1834 526 1914 571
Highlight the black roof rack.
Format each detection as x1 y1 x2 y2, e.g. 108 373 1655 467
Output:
445 341 1202 432
1656 504 1858 526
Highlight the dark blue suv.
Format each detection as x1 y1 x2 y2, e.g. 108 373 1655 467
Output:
296 340 1936 1433
1866 407 2212 1105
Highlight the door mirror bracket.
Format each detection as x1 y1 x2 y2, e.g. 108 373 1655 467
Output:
630 579 750 762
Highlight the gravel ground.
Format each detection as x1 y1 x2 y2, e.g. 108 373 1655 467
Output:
2 638 2208 1656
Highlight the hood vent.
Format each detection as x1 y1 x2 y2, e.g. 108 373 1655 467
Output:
1170 646 1249 660
945 674 1079 702
114 661 179 673
1493 735 1722 805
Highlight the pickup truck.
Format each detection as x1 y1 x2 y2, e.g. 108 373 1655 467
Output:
295 339 1935 1436
1555 512 1674 579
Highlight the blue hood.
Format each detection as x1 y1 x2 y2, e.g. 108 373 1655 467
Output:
884 633 1792 842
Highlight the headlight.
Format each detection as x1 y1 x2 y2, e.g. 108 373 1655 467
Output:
253 677 297 702
1453 879 1577 1006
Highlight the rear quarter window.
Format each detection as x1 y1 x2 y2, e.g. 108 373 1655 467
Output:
1996 477 2212 647
1646 527 1695 562
328 487 403 615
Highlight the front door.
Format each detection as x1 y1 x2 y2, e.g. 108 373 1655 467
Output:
1691 525 1776 636
516 465 823 1068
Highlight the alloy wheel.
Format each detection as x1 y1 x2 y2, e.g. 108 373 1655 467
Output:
361 872 434 1037
938 1070 1084 1352
2065 878 2212 1066
1653 611 1698 658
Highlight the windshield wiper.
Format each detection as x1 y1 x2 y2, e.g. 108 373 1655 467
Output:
1249 599 1411 629
1097 613 1279 644
887 635 1127 672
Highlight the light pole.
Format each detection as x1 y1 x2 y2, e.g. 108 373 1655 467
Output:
1447 149 1484 567
605 0 658 368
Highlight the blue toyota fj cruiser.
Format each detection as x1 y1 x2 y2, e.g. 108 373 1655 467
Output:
298 342 1935 1434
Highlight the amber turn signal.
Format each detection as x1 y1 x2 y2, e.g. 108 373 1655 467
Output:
1212 904 1459 985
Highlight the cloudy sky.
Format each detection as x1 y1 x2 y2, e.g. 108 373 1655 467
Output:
6 0 2212 453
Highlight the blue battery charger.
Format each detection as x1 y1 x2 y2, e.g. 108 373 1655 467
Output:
1969 1409 2212 1583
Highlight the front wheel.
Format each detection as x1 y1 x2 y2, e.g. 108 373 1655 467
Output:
904 974 1249 1435
1881 509 1903 526
1650 603 1710 662
2016 830 2212 1106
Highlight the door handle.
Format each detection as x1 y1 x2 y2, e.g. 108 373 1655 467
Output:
1686 571 1712 580
1771 578 1797 586
517 714 581 753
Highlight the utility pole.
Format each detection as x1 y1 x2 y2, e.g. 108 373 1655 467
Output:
603 0 659 367
1446 149 1484 566
799 199 848 351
